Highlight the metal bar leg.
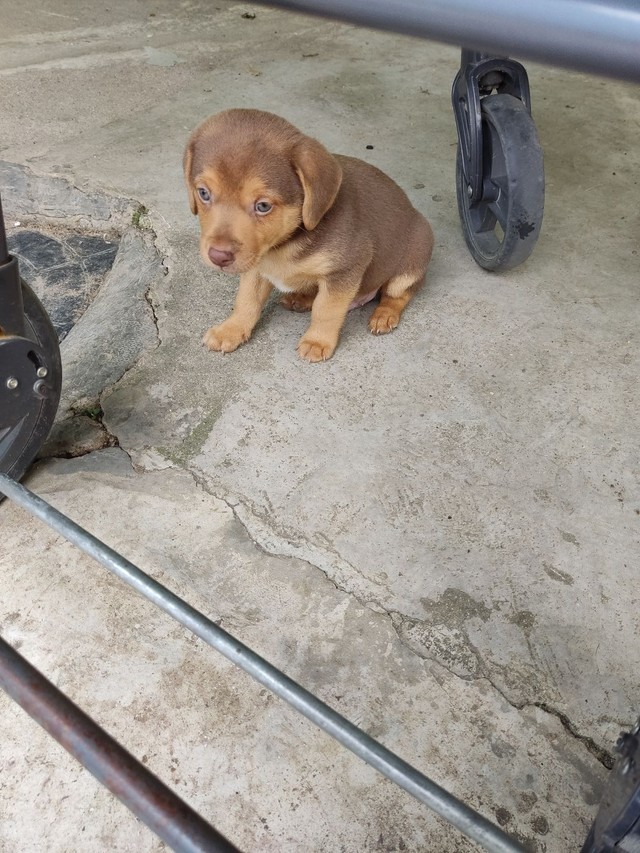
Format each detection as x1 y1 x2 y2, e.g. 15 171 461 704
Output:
0 473 525 853
0 635 240 853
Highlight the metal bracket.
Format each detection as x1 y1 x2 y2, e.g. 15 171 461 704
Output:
0 336 54 430
0 195 25 337
451 50 532 201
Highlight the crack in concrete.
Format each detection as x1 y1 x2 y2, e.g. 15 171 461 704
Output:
144 284 161 343
138 211 166 346
163 470 616 771
175 471 616 841
390 610 615 769
529 703 614 769
186 469 352 602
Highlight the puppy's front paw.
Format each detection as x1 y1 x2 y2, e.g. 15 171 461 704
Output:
297 336 335 363
368 306 400 335
203 320 249 353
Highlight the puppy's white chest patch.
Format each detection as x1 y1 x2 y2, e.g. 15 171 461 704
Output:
262 272 293 293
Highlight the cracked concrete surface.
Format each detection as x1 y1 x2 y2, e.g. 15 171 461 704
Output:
1 1 639 851
0 454 606 852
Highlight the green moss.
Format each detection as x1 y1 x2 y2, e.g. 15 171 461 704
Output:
132 204 149 228
158 409 220 466
77 404 103 421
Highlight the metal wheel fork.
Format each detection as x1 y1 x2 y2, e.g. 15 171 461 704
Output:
0 194 62 481
452 50 545 270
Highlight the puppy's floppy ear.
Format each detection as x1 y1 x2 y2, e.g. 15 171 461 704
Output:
183 139 198 215
292 138 342 230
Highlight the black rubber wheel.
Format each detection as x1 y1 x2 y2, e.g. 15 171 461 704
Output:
456 93 544 271
0 280 62 481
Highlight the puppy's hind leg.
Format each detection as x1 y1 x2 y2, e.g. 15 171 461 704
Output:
368 273 424 335
280 285 318 313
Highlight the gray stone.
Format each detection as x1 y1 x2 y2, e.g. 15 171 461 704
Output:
58 229 161 412
8 226 120 339
0 161 132 225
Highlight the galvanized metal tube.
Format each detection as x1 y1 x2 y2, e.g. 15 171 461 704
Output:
0 635 240 853
0 473 525 853
254 0 640 82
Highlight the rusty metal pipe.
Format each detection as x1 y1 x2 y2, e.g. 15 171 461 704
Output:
0 635 240 853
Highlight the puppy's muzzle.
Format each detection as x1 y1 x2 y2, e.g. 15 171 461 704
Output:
208 247 236 268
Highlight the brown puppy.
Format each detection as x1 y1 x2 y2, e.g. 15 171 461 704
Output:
184 109 434 362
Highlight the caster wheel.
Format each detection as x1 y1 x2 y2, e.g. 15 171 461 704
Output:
456 93 544 271
0 280 62 481
580 722 640 853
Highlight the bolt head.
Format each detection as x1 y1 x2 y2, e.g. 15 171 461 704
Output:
36 366 48 378
32 379 48 398
467 184 473 197
6 377 18 390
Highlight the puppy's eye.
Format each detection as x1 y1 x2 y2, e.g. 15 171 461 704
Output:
197 187 211 203
255 200 273 215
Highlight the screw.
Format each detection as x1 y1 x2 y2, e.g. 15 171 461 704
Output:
467 184 473 197
36 366 48 378
32 380 48 398
6 377 18 390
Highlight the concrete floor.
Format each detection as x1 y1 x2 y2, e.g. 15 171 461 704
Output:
1 2 639 851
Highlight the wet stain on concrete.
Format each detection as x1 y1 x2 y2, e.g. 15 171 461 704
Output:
516 791 538 814
490 736 517 760
510 609 536 634
420 587 492 627
560 530 580 547
542 562 574 585
494 806 513 827
531 814 550 836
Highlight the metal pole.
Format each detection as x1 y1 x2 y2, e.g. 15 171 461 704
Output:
0 473 525 853
0 635 240 853
0 194 9 265
254 0 640 82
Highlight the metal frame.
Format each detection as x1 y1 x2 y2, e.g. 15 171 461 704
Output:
253 0 640 82
0 196 25 337
0 198 59 448
451 50 532 202
0 473 525 853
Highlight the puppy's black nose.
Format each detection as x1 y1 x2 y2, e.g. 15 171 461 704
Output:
208 247 235 268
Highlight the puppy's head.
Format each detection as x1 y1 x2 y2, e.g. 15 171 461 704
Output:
184 109 342 274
